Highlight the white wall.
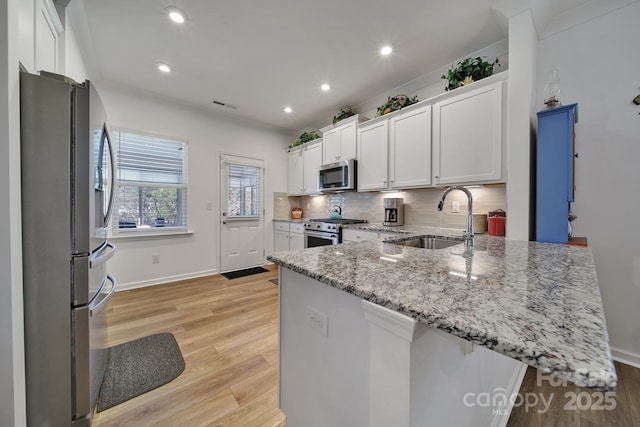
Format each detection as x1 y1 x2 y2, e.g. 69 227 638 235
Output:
2 0 26 424
97 83 290 288
63 15 89 83
538 2 640 362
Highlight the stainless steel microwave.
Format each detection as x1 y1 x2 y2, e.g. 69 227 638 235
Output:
318 159 356 192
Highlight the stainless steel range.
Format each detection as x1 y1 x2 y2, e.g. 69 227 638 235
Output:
303 218 367 248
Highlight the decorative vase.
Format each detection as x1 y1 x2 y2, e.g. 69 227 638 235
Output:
544 70 561 108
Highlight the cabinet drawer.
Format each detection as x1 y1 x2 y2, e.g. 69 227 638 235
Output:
275 222 290 232
342 229 379 242
378 232 401 239
290 223 305 234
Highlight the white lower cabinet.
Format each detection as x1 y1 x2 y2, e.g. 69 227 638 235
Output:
432 81 505 185
342 229 394 243
275 222 304 251
289 224 304 250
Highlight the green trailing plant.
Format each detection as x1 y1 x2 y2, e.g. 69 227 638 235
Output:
441 56 500 91
289 131 320 149
332 107 355 124
376 94 419 116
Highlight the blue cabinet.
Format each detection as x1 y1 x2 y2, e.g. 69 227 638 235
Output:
536 104 578 243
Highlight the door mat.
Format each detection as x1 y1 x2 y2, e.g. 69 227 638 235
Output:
269 278 279 286
98 332 185 412
221 266 269 280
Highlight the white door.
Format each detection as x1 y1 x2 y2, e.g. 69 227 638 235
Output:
220 154 265 273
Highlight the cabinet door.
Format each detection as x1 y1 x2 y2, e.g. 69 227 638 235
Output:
338 121 357 160
275 229 290 252
287 149 304 196
433 82 504 185
35 0 62 73
357 120 389 191
536 104 578 243
303 142 323 194
289 232 304 250
323 128 340 164
389 106 431 189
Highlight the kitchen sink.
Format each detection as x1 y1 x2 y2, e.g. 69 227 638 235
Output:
389 236 464 250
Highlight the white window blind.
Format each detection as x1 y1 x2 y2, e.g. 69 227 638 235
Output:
112 129 188 232
116 132 185 185
226 163 260 217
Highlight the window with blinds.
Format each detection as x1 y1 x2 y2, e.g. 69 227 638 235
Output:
112 129 188 233
226 163 260 218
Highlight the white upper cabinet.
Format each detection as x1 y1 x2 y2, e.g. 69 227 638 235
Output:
287 141 323 196
21 0 64 73
303 142 323 194
320 115 363 164
357 120 389 191
287 149 304 196
432 81 505 185
389 105 432 189
357 105 431 191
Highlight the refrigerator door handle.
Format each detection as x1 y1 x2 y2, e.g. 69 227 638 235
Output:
90 274 116 313
89 241 115 268
102 124 116 227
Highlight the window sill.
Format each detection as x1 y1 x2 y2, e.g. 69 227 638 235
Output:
109 230 194 240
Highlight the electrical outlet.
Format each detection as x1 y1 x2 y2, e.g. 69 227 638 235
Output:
206 201 213 211
152 254 160 264
306 306 328 337
451 201 460 213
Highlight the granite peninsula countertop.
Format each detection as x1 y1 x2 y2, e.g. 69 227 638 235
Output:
267 226 617 391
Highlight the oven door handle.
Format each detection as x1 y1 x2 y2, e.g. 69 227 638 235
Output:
304 230 339 239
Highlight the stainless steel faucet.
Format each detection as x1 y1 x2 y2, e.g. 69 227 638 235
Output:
437 185 474 246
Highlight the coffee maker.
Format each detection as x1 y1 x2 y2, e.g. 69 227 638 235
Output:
383 198 404 226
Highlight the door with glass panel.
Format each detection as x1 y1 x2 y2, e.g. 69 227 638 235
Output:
219 154 265 273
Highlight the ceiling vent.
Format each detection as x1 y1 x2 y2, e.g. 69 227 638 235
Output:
212 100 238 110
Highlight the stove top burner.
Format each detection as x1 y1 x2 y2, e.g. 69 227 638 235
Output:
309 218 368 224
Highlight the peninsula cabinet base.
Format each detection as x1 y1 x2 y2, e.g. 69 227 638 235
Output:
278 267 527 427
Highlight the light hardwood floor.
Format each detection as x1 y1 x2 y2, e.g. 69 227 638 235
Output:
508 362 640 427
92 264 284 427
93 264 639 426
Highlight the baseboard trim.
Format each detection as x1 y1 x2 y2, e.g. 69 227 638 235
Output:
492 362 528 427
115 269 218 291
611 347 640 369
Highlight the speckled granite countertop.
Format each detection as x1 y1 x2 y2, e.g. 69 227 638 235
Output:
267 226 616 390
273 218 309 223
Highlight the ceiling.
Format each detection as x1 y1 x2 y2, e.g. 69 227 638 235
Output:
79 0 590 132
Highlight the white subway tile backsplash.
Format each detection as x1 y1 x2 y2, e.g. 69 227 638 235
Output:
274 185 506 230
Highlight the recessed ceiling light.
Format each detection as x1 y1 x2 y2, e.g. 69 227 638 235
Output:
157 63 171 73
380 45 393 56
166 7 187 24
321 83 331 91
284 106 292 113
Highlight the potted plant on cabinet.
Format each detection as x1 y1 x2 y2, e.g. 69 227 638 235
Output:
376 94 419 116
289 131 320 149
441 56 500 91
332 107 355 124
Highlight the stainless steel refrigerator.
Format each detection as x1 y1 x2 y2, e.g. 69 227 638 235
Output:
21 71 117 426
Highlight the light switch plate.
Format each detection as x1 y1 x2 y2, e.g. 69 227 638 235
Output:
452 201 460 213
